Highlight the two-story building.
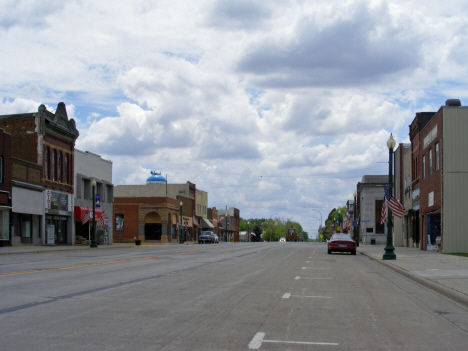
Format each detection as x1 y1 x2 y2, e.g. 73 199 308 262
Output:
0 103 79 245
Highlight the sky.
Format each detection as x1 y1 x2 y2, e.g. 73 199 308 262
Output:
1 0 468 237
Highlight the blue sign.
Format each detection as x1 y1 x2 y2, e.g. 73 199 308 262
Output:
95 194 100 208
362 220 370 223
353 221 357 227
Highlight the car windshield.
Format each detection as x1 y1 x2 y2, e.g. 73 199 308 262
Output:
201 232 211 235
331 234 353 241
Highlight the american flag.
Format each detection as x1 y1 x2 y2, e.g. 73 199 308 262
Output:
384 186 405 218
82 209 90 225
219 215 224 223
380 201 387 225
99 210 105 227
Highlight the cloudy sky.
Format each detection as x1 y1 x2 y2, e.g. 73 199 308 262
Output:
1 0 467 236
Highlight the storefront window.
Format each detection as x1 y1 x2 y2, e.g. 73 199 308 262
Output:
33 215 40 238
116 214 124 232
21 214 31 238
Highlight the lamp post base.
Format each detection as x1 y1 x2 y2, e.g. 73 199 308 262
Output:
90 242 98 248
383 246 396 260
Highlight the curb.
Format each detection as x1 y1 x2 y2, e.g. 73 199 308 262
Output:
359 251 468 310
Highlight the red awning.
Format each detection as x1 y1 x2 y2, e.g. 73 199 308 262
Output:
74 206 103 221
193 216 200 228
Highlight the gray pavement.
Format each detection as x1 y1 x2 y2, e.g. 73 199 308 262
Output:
2 242 468 310
358 244 468 309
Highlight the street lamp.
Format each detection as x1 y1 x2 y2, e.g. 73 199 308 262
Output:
269 214 277 242
247 221 250 242
353 190 359 247
179 201 184 244
90 179 98 248
312 209 323 234
383 134 397 260
225 215 229 242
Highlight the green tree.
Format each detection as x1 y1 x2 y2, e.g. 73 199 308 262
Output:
251 224 262 242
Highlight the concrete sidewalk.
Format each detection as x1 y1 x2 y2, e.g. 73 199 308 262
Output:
0 244 136 255
358 244 468 309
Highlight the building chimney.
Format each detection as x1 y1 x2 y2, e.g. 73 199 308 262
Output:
445 99 461 106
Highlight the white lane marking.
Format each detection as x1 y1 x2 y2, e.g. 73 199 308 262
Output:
248 332 338 349
264 339 339 346
283 293 331 299
306 261 310 263
248 332 265 349
295 276 301 280
302 267 306 269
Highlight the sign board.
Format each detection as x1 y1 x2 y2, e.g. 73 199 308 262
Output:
362 220 371 223
95 194 101 208
45 190 70 211
353 221 357 227
47 224 55 245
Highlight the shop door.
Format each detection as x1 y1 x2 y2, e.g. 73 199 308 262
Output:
145 223 162 240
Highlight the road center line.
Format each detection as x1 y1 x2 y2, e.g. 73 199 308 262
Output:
0 247 227 277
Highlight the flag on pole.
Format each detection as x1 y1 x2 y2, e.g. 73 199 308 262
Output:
99 210 105 227
176 221 179 231
384 186 405 218
219 215 224 223
82 208 90 225
380 201 387 225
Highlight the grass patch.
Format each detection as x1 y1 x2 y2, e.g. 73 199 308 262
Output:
446 253 468 258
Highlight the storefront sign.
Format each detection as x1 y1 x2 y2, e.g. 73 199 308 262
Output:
45 190 71 212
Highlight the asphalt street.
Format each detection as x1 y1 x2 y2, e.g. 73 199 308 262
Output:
1 242 467 350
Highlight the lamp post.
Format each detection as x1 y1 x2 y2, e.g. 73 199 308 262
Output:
247 221 250 242
383 134 397 260
269 213 277 242
225 215 229 242
179 201 184 244
312 209 322 230
90 179 98 248
353 190 359 247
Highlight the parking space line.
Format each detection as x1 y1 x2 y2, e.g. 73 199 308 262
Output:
248 332 338 349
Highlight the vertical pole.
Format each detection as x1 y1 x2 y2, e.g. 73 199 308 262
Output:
354 194 358 247
179 203 184 244
383 143 396 260
90 183 97 248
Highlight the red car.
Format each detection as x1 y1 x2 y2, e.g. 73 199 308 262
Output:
328 234 356 255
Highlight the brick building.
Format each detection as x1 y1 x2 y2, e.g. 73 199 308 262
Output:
0 103 79 245
0 129 12 246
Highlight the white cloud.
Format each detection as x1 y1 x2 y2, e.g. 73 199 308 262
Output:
1 0 468 233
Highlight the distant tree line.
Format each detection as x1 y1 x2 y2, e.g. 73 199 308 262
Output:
239 217 309 242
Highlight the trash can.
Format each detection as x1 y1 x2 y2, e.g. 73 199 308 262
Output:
370 238 376 245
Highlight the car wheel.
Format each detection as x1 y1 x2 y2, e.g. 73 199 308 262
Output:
328 249 331 254
351 250 356 255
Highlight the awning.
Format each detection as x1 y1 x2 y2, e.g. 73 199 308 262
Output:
193 216 200 228
201 218 214 228
74 206 103 221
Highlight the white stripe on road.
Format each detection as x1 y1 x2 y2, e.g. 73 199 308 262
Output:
248 332 338 349
282 293 331 299
295 276 301 280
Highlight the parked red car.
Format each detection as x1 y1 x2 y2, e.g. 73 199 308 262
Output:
328 234 356 255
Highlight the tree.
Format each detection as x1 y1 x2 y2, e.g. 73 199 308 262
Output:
251 224 262 242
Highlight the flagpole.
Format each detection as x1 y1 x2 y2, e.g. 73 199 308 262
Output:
383 134 397 260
